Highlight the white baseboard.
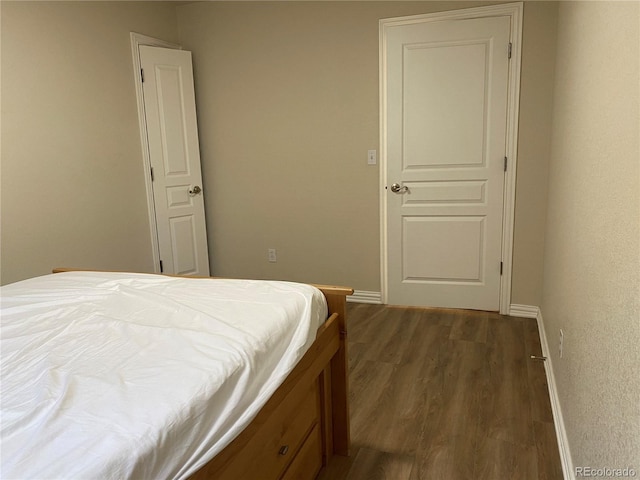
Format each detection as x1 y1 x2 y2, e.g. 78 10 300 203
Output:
347 290 382 304
510 304 574 478
509 303 540 318
534 307 575 480
509 304 576 480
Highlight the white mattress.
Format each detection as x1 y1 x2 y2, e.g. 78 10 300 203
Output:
0 271 328 479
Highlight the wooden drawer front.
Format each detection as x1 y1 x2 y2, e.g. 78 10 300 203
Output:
281 423 322 480
219 381 319 479
252 381 319 478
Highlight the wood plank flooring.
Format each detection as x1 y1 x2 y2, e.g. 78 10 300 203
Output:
319 303 563 480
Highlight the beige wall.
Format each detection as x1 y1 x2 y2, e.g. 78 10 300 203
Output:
1 2 180 285
541 0 639 470
1 1 555 303
511 1 557 305
176 1 555 300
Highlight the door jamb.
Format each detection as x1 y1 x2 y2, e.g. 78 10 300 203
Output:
130 32 181 273
378 2 524 314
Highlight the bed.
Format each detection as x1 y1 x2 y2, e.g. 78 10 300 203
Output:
1 269 352 479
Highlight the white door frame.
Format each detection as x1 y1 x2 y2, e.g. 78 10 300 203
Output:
379 3 523 314
130 32 182 273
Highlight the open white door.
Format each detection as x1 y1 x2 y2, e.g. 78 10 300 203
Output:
381 8 520 311
139 45 210 276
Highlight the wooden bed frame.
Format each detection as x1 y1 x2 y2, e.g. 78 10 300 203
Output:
52 268 353 480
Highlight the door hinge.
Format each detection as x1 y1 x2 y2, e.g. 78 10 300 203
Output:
150 166 154 182
508 43 512 59
500 261 503 275
504 156 508 172
159 260 164 273
141 68 145 83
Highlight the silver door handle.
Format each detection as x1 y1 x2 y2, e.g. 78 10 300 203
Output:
390 183 408 193
189 185 202 196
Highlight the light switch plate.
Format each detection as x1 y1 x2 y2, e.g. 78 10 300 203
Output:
367 150 377 165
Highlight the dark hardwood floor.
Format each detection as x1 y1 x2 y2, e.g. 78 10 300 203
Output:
319 303 563 480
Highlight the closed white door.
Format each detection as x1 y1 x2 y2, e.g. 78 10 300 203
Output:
140 46 210 276
382 15 511 310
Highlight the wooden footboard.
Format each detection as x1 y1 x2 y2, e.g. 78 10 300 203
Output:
52 269 353 479
314 284 352 458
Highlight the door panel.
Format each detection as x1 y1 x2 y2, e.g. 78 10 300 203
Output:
384 16 510 310
402 180 486 205
140 46 210 276
170 215 198 274
403 216 484 281
156 65 191 176
403 41 487 168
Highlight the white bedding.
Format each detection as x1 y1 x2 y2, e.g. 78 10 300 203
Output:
0 271 328 480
